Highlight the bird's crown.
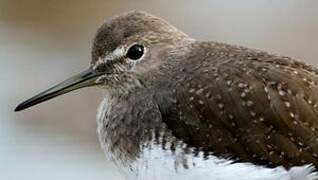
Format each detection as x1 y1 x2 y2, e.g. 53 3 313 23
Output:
91 11 189 65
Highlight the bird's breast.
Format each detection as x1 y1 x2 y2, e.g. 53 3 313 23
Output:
96 92 164 166
96 96 316 180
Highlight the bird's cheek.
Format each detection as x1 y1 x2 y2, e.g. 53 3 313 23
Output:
95 74 114 86
125 61 136 71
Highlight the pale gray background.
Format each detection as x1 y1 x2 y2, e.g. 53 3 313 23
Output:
1 0 318 180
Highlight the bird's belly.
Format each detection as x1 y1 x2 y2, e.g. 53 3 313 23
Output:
119 143 317 180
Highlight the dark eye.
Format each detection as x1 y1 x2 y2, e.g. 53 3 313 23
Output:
126 44 144 60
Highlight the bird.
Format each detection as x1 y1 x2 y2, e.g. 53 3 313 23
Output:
15 11 318 180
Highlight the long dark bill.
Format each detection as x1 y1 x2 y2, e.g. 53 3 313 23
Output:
15 68 100 112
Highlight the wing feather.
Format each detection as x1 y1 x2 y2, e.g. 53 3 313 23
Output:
159 42 318 168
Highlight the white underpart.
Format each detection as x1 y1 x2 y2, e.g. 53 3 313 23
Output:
122 143 318 180
97 98 318 180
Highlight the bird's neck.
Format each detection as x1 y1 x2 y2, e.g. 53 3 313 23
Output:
96 89 166 166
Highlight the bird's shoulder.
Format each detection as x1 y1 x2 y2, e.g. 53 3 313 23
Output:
157 41 318 168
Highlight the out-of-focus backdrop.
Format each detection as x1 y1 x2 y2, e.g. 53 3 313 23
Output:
1 0 318 179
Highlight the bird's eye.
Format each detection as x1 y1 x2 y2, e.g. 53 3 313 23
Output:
126 44 144 60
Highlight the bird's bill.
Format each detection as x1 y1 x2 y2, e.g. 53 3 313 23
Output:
15 68 101 112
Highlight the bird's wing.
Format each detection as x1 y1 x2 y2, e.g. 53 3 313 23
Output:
159 42 318 168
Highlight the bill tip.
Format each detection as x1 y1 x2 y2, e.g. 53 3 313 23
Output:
14 104 25 112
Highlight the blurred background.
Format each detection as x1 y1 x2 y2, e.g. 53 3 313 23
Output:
1 0 318 179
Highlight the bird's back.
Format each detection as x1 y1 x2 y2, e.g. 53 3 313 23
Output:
162 41 318 168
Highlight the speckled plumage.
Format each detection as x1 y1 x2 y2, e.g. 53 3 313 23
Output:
15 11 318 180
89 11 318 179
161 41 318 168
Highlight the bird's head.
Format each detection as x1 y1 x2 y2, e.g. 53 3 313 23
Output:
15 11 191 111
